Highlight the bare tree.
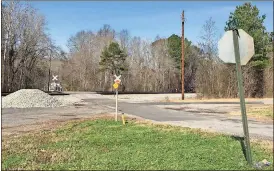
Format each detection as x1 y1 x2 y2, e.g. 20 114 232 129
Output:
1 1 54 91
118 29 130 51
198 17 219 61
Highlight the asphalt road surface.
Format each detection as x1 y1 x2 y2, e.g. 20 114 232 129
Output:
85 98 273 141
2 95 273 141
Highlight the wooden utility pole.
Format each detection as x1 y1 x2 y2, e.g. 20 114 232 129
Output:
181 11 185 100
48 53 52 92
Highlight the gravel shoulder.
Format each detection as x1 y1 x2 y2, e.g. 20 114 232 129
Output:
102 93 273 104
102 93 197 103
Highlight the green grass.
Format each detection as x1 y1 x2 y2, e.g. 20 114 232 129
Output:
2 119 273 170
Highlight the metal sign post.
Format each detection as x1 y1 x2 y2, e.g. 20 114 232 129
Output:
218 28 255 166
232 29 252 165
113 75 121 121
115 88 118 121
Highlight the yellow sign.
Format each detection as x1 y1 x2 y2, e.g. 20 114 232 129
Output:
113 83 119 89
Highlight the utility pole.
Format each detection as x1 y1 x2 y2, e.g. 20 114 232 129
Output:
181 11 185 100
48 53 52 92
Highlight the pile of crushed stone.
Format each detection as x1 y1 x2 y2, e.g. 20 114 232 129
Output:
54 95 83 106
2 89 81 108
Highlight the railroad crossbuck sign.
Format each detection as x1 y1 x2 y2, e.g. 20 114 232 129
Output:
114 74 121 84
218 29 255 65
52 75 58 81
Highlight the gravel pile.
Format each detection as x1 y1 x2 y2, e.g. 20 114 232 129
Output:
2 89 80 108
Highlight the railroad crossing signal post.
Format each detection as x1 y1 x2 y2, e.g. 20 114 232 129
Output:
115 88 118 121
113 75 121 121
218 29 254 166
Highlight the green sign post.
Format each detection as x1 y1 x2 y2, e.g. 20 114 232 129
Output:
232 29 252 165
218 29 255 165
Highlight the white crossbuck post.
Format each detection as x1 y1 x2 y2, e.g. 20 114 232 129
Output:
115 88 118 121
114 75 121 121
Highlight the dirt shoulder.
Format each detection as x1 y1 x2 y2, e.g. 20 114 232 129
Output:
1 113 144 138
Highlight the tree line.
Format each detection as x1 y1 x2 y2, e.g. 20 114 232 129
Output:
1 1 65 92
1 1 273 97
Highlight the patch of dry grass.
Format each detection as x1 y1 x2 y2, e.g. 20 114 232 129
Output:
251 139 274 152
229 104 273 121
162 98 273 103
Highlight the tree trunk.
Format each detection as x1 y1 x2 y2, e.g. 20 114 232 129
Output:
253 68 264 98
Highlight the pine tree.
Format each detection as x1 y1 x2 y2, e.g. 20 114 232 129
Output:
224 2 272 97
225 2 271 68
99 42 127 75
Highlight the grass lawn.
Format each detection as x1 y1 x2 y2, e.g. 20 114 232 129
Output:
2 118 273 170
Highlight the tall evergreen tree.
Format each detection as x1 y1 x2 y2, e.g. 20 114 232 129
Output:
224 2 272 97
99 42 127 75
167 34 181 70
167 34 194 70
225 2 270 68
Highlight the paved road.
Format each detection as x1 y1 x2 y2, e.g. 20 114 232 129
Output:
1 102 112 135
2 96 273 141
84 98 273 141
